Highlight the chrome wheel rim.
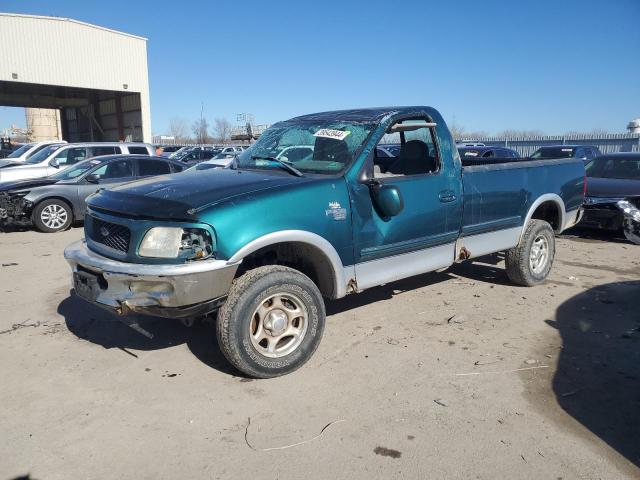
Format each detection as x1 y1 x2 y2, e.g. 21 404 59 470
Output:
250 292 308 358
529 234 549 274
40 204 68 230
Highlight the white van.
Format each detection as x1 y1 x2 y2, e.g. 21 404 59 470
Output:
0 142 154 183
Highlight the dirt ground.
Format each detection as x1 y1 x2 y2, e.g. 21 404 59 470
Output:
0 226 638 480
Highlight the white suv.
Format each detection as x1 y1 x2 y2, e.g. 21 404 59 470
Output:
0 142 154 183
1 140 67 164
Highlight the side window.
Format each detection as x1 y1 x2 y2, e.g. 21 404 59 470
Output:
91 160 134 180
92 146 120 157
481 150 495 158
170 163 184 173
584 148 594 160
374 119 440 178
138 159 171 176
201 151 215 160
128 146 149 155
56 147 87 165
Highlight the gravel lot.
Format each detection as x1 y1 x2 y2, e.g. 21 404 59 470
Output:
1 226 638 479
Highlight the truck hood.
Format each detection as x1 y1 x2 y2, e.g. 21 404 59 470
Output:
586 177 640 198
88 168 318 219
0 177 59 192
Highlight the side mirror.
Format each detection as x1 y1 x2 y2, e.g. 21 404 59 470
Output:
49 158 59 168
369 181 404 218
85 174 100 184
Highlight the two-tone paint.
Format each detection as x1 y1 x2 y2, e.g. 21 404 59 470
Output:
67 106 586 315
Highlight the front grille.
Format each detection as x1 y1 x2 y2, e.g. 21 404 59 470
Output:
88 216 131 253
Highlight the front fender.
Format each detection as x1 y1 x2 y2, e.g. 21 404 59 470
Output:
227 229 353 299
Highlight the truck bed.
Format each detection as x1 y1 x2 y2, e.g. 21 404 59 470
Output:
458 157 585 257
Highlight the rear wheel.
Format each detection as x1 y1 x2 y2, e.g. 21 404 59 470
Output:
216 265 326 378
32 199 73 233
505 219 555 286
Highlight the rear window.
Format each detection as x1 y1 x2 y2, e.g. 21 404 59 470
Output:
586 156 640 180
531 147 575 160
93 146 121 156
139 159 171 176
128 146 150 155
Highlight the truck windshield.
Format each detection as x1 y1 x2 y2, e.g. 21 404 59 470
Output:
7 143 34 158
235 120 375 175
531 147 575 160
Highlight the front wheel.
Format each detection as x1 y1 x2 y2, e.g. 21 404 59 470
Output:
216 265 326 378
505 219 555 286
32 199 73 233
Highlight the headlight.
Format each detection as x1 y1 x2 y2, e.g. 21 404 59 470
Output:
139 227 183 258
584 196 624 206
617 200 640 222
139 227 215 260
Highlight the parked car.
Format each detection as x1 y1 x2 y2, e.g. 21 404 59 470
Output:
0 140 67 168
158 145 182 157
276 145 314 162
581 153 640 244
531 145 601 162
171 147 217 163
0 142 154 183
0 140 67 167
458 146 520 164
64 106 584 378
0 154 184 233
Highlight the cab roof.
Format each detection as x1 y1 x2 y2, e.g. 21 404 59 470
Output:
288 106 435 123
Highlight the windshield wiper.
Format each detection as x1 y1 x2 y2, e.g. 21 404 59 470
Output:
251 156 305 177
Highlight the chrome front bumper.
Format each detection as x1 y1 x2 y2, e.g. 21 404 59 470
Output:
64 240 239 317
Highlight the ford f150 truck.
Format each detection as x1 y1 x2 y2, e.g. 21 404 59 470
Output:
64 107 585 378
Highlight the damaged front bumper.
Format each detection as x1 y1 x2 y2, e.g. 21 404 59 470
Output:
0 192 33 225
64 240 239 318
618 199 640 245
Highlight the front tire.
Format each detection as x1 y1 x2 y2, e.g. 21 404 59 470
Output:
216 265 326 378
505 219 555 286
32 199 73 233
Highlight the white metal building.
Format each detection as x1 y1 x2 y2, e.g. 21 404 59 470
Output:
0 13 151 142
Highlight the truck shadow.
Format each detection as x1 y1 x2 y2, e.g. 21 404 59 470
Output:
559 226 629 244
58 292 240 376
547 280 640 466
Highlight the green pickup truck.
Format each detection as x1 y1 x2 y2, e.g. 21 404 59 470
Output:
65 107 585 377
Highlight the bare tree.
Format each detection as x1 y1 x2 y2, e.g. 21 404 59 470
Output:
192 118 210 144
169 117 188 142
213 117 232 144
448 121 465 141
498 129 545 138
564 128 610 137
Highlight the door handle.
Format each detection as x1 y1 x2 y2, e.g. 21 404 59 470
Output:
439 191 456 203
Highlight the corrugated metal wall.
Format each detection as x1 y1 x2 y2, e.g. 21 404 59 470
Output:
460 134 640 156
0 13 152 141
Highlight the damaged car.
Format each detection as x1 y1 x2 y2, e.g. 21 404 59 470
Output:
0 154 185 233
581 153 640 244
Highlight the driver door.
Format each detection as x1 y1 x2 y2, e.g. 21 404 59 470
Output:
349 118 462 290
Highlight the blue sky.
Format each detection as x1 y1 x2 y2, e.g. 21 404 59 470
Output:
1 0 639 136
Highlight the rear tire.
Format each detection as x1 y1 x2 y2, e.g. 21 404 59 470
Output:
505 219 555 286
32 199 73 233
216 265 326 378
